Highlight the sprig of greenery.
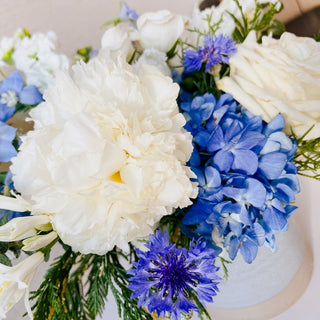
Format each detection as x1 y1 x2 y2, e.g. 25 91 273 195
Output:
219 257 232 280
292 126 320 180
230 0 285 43
30 243 152 320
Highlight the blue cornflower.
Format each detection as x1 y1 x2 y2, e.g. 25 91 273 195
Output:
183 34 236 72
119 1 138 21
0 71 43 121
0 121 17 162
128 231 220 320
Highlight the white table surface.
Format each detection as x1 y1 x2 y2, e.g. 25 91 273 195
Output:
1 1 319 319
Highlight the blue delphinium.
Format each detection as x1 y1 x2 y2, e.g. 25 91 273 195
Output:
128 231 220 320
0 120 17 162
181 93 299 263
184 34 236 72
0 70 43 121
119 1 138 21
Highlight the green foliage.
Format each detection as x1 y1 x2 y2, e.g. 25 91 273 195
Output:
230 0 284 43
314 30 320 42
30 244 152 320
219 257 232 281
77 47 93 63
292 126 320 180
158 208 191 249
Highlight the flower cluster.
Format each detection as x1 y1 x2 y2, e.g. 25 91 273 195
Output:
128 231 220 320
0 1 316 320
181 94 299 263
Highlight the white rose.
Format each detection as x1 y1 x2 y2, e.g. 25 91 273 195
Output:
10 52 197 255
101 23 139 61
137 10 184 52
218 31 320 139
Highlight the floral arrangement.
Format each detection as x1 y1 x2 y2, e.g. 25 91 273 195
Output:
0 1 319 319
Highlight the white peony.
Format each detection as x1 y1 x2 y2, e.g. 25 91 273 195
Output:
101 23 139 61
217 31 320 139
12 31 69 92
10 51 197 254
137 10 185 53
0 252 44 320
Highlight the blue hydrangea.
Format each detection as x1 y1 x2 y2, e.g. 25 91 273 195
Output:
181 93 299 263
183 34 236 72
128 231 220 320
0 71 43 121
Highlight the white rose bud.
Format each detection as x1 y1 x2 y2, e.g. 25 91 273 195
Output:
218 31 320 139
0 252 44 319
101 23 139 61
137 10 184 53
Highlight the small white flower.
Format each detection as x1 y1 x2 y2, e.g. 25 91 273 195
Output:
12 31 69 92
10 51 197 254
137 10 185 53
217 31 320 139
0 215 50 242
0 252 44 319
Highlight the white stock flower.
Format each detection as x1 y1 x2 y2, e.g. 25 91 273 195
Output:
0 215 50 242
218 31 320 139
135 48 171 76
12 31 69 92
0 252 44 319
101 23 139 61
10 52 197 255
137 10 184 52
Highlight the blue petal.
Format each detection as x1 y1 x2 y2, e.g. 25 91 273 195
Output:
263 207 288 232
232 149 258 175
229 236 240 260
240 238 258 264
0 71 24 94
207 125 225 152
263 114 285 136
259 152 287 180
214 150 233 172
205 166 221 188
0 105 15 122
244 178 266 208
19 85 43 105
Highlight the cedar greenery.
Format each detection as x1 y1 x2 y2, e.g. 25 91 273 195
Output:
30 244 152 320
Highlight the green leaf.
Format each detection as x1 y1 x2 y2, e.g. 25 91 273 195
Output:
0 213 8 226
0 253 12 266
0 242 8 254
314 30 320 42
